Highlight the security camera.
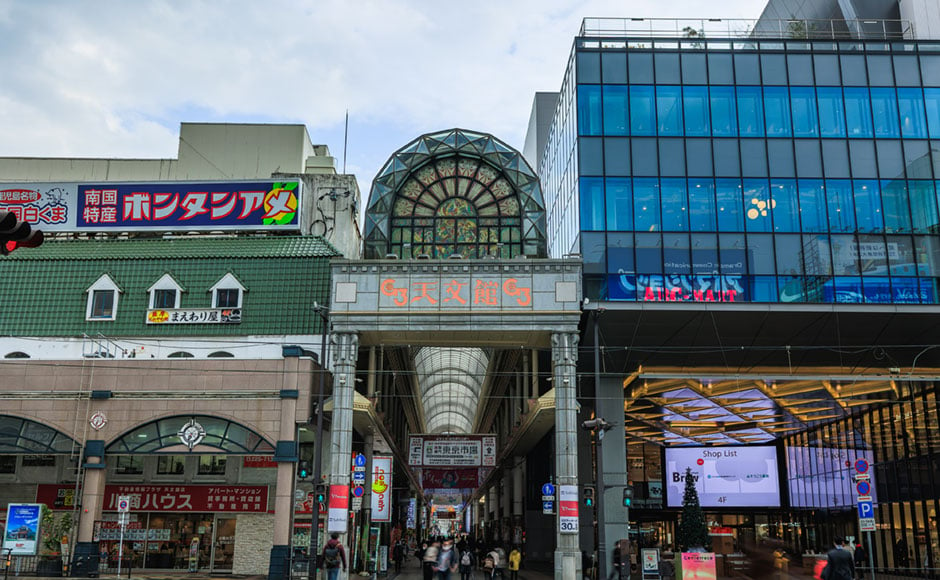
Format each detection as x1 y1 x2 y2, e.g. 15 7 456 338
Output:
581 418 612 431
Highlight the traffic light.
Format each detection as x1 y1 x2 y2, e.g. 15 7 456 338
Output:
315 484 327 503
0 211 43 255
583 486 595 507
623 486 633 508
297 460 310 479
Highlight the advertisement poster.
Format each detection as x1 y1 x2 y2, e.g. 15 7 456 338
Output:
0 180 301 232
408 435 497 467
3 503 42 555
557 485 579 534
665 446 780 508
327 485 349 533
681 552 716 580
371 456 393 522
642 548 660 573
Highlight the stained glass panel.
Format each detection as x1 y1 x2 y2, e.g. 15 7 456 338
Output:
437 158 457 177
417 166 437 185
458 159 477 177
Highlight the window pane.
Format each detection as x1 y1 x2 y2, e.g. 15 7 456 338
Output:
922 55 940 87
737 86 765 137
708 53 734 84
764 86 792 137
897 88 928 139
867 55 894 86
914 235 940 275
826 180 856 232
761 54 787 85
853 180 884 233
601 52 627 83
579 177 605 230
710 86 737 137
817 87 846 137
608 232 634 274
814 54 840 86
746 233 775 274
909 181 938 233
876 140 904 180
636 232 662 273
688 179 717 232
767 139 794 177
157 455 186 475
154 289 176 309
719 233 747 274
691 233 719 274
734 53 760 84
788 54 813 85
681 53 707 84
656 86 683 136
605 178 632 231
795 140 822 178
858 235 888 276
740 139 768 177
582 232 607 274
92 290 114 318
661 178 689 231
798 179 827 232
683 86 710 136
744 179 772 232
604 137 630 176
628 53 653 84
198 455 227 475
115 456 143 474
771 179 800 232
654 52 680 84
840 55 868 86
925 89 940 138
844 87 874 138
634 178 661 232
216 289 240 308
602 85 628 135
716 179 744 231
714 139 740 177
803 234 833 275
894 55 921 86
663 234 691 274
686 139 713 177
629 86 655 136
849 140 878 179
659 139 685 176
870 88 900 138
822 140 850 178
632 137 658 176
578 85 603 136
882 180 911 233
888 235 917 276
831 235 860 275
579 137 603 175
776 235 804 275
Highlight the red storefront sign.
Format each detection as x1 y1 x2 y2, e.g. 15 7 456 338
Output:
36 484 80 510
242 455 278 468
102 484 268 512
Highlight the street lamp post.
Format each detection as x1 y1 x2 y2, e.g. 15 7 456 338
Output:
311 303 330 580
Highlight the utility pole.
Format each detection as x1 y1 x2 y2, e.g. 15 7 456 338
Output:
311 303 330 580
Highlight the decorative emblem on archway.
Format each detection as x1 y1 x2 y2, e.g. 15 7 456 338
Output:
177 418 206 450
89 411 108 431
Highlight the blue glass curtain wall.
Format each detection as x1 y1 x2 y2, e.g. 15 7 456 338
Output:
574 46 940 305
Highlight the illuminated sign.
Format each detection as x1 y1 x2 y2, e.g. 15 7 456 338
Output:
371 456 393 522
0 180 301 232
665 446 780 508
617 275 745 303
408 435 497 467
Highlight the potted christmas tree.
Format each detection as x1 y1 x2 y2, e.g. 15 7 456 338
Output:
676 467 713 579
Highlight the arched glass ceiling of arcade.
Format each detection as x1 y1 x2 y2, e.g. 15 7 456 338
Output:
364 129 546 434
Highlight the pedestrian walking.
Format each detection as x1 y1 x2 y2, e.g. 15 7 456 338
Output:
822 537 855 580
853 541 867 580
321 533 347 580
458 545 475 580
507 546 521 580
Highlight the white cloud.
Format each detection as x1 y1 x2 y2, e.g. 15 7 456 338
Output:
0 0 765 190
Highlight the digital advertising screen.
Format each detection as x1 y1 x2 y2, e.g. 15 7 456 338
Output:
786 447 876 508
665 446 781 508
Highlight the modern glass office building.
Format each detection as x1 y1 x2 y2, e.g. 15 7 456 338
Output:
539 18 940 305
531 17 940 574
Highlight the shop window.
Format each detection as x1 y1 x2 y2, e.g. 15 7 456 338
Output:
85 274 121 321
0 455 16 474
198 456 227 476
148 274 184 309
115 456 143 475
157 456 186 475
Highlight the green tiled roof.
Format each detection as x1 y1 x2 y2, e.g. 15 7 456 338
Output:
0 236 340 337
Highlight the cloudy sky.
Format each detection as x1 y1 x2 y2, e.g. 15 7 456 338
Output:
0 0 764 197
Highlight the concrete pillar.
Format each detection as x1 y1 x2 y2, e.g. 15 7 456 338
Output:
552 331 581 580
273 360 300 547
73 459 106 576
502 469 512 542
512 457 524 519
597 375 629 578
326 332 360 546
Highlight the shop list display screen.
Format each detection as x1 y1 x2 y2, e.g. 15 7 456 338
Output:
665 446 781 508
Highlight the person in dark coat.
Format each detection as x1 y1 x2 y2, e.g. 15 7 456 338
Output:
824 537 855 580
853 541 867 580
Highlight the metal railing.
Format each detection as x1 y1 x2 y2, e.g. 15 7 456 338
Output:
580 17 915 41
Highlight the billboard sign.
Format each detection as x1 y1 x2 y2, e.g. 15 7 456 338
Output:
558 485 579 534
665 446 781 508
371 456 393 522
408 435 496 467
3 504 42 555
327 485 349 533
0 180 300 232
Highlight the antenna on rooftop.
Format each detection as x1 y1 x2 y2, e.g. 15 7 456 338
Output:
343 109 348 175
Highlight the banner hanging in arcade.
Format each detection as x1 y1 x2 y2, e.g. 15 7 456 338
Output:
371 456 393 522
327 485 349 533
0 180 301 232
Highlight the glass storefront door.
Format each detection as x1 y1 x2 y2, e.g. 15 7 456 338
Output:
212 517 237 572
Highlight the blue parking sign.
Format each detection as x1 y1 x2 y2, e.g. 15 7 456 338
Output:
857 500 874 519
